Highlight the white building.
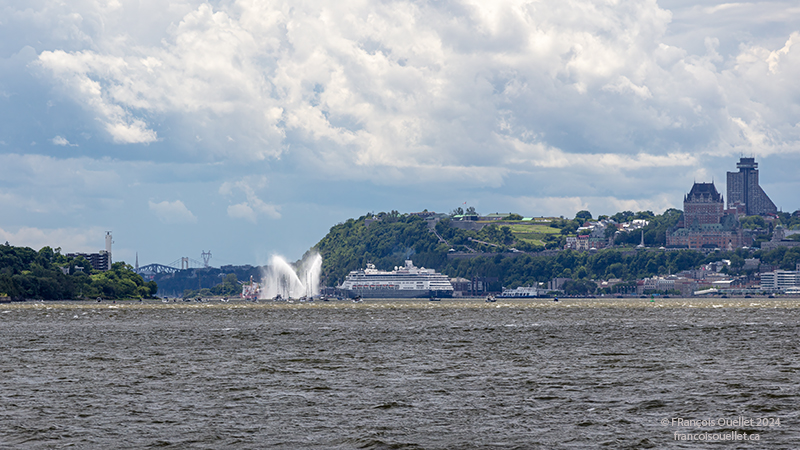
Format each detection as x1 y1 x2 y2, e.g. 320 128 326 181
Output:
760 271 800 290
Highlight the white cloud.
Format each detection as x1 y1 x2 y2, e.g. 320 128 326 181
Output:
0 153 122 213
501 137 698 171
148 200 197 224
51 135 77 146
2 0 800 265
506 194 678 218
37 50 159 144
0 226 107 253
27 0 800 186
227 203 256 223
220 176 281 222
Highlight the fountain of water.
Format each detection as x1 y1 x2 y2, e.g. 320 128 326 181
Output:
259 253 323 299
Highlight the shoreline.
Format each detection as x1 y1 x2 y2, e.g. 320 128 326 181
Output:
4 296 800 309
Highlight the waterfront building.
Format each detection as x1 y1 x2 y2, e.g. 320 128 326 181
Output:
760 270 800 290
548 278 571 291
637 276 698 297
726 157 777 216
449 277 472 297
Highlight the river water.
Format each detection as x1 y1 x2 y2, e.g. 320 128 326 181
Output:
1 298 798 449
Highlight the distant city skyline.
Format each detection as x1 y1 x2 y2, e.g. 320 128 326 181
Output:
1 1 799 266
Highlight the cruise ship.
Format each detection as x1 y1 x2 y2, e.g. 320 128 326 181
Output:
338 260 454 298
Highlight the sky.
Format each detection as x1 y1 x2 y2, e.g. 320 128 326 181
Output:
1 0 799 267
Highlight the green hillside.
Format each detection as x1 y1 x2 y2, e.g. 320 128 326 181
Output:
310 211 800 290
313 213 446 287
0 244 156 300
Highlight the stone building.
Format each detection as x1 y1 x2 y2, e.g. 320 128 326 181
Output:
668 182 745 249
682 182 724 227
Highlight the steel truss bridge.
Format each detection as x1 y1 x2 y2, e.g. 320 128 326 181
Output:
136 257 207 276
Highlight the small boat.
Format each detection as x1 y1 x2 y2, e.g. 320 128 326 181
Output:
429 297 441 302
353 295 362 303
485 295 496 303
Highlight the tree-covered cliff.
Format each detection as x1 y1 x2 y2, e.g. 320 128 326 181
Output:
0 244 156 300
310 211 800 289
313 213 447 286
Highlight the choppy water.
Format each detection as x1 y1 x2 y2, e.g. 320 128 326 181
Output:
1 298 798 449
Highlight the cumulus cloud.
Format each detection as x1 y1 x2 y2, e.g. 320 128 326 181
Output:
27 0 800 185
51 135 77 146
504 193 678 219
1 0 798 266
148 199 197 224
3 0 800 269
0 226 107 253
219 176 281 222
226 203 256 223
37 50 159 144
0 153 122 214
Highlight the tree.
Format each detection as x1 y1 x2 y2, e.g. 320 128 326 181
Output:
504 213 523 220
611 211 635 222
451 207 464 215
740 215 767 230
575 210 593 222
465 206 477 215
562 279 596 296
0 245 155 300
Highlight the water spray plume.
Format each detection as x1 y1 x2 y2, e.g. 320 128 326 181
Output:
259 253 322 299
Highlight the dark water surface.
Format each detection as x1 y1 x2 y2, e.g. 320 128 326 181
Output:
1 298 798 449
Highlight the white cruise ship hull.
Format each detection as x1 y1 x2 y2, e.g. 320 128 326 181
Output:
345 288 453 299
338 260 454 299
